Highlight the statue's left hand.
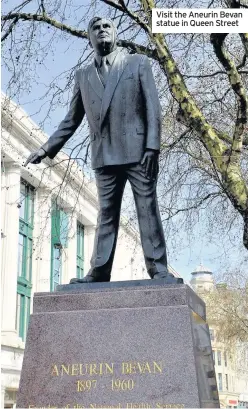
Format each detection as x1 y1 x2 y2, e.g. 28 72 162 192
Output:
141 149 159 181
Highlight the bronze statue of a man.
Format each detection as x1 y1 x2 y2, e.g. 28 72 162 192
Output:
25 17 182 284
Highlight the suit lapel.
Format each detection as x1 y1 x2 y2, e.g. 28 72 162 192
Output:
100 51 128 128
88 63 104 100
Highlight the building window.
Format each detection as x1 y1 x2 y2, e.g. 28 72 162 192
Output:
225 374 228 391
51 244 62 291
16 180 34 341
224 351 227 367
50 203 68 291
217 350 221 365
218 373 223 391
77 223 84 278
210 329 215 341
212 350 215 364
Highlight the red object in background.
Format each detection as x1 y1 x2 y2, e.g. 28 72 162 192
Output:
229 400 238 405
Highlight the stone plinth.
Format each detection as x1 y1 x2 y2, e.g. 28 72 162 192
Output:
17 280 219 408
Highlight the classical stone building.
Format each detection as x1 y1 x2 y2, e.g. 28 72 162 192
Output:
191 264 248 409
1 95 182 408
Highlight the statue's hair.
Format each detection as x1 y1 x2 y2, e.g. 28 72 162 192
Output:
87 16 116 39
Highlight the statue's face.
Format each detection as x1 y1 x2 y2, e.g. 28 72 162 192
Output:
89 18 116 53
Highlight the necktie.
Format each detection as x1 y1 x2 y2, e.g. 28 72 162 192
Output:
100 56 110 86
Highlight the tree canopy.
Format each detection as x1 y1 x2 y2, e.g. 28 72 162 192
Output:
203 274 248 344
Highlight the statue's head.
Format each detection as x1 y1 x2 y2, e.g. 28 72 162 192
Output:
88 17 117 55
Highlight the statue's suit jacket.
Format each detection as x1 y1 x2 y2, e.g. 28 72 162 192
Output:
42 48 162 169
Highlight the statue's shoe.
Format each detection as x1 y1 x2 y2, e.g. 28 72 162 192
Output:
153 272 184 284
69 275 110 284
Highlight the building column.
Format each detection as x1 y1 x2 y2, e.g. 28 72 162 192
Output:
1 384 6 409
33 188 52 293
84 225 96 274
62 208 77 284
1 162 21 340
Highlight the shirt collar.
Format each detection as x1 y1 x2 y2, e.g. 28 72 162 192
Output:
95 47 120 68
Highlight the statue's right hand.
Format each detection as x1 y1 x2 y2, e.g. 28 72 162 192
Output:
24 148 47 167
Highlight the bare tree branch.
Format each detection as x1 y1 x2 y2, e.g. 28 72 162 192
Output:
1 11 157 58
183 70 248 78
2 12 89 40
101 0 150 33
1 16 19 42
210 33 248 163
162 192 220 220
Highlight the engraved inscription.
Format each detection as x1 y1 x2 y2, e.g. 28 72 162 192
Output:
50 360 163 392
76 379 97 392
51 363 114 376
111 379 135 391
